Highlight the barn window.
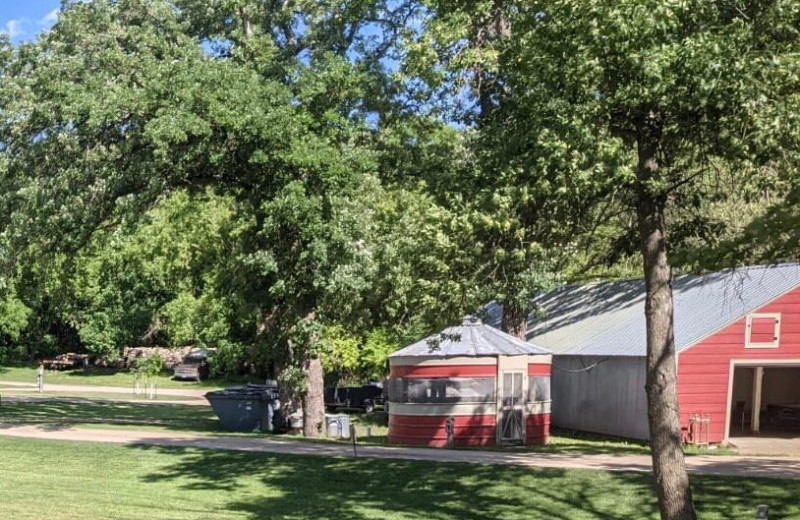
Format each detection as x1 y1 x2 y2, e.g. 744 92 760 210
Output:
387 377 495 403
745 313 781 349
528 376 551 402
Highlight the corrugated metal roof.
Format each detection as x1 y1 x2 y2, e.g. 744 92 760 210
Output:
524 263 800 356
390 315 551 358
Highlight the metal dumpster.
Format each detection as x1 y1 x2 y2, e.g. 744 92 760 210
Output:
206 383 280 432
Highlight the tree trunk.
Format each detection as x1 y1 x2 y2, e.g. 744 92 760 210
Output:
475 0 510 121
239 6 254 39
636 116 697 520
302 355 325 438
501 300 528 340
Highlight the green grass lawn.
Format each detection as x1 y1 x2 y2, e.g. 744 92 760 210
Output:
529 429 736 457
0 398 391 439
0 365 248 390
0 399 221 433
0 398 735 455
0 436 796 520
0 389 201 401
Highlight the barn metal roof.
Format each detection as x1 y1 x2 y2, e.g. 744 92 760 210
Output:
522 263 800 357
389 315 551 358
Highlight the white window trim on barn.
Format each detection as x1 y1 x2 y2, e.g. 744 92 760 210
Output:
744 313 781 349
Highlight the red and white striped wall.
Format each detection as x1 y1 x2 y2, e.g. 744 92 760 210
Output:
388 354 552 447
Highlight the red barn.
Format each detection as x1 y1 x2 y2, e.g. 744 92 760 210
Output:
524 263 800 444
387 316 552 447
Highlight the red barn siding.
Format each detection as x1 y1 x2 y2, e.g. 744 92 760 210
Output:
750 317 777 343
678 286 800 442
388 414 496 447
526 413 551 444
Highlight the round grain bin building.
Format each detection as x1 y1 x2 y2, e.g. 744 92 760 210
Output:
387 316 552 447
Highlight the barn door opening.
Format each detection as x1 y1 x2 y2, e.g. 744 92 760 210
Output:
729 364 800 438
499 371 525 444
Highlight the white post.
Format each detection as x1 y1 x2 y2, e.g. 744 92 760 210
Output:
752 367 764 433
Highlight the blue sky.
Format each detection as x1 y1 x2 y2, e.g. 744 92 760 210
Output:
0 0 61 43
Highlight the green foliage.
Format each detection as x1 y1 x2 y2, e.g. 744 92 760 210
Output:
360 329 396 381
322 326 397 384
64 189 237 356
494 0 800 244
0 294 30 342
132 353 166 379
6 0 795 407
4 437 800 519
208 340 248 379
321 325 361 381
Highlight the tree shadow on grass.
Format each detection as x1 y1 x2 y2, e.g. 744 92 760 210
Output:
130 444 663 520
127 443 800 520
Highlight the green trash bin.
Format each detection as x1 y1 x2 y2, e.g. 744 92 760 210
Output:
206 384 279 432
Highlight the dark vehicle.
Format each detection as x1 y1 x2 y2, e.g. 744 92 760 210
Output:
173 348 216 381
324 382 386 413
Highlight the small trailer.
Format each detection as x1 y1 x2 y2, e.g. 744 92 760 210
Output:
324 383 386 413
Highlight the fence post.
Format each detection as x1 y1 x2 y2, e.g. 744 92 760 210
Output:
350 423 358 458
756 505 769 519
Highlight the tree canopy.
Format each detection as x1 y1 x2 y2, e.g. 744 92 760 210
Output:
0 2 798 512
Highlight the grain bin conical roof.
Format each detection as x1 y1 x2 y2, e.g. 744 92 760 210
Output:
389 316 550 358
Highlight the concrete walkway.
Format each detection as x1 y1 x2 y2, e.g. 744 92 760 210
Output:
1 424 799 480
729 435 800 457
0 380 209 398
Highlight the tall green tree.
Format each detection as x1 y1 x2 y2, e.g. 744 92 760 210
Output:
0 0 472 437
0 0 380 437
397 0 621 339
482 2 800 518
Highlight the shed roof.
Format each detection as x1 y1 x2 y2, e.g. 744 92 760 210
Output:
522 263 800 357
390 315 551 358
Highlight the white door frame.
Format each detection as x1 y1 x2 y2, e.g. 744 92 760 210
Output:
496 355 529 444
724 359 800 442
497 370 526 444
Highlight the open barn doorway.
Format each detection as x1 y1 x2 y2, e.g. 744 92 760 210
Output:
729 364 800 442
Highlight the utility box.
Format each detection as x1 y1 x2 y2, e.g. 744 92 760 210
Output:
325 413 351 439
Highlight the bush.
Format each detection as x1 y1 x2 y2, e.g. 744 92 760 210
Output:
209 340 247 378
132 353 165 379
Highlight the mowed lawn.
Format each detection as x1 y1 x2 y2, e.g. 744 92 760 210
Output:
0 366 231 390
0 399 736 456
1 437 798 520
0 400 221 433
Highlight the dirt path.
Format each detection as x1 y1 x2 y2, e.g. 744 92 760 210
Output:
1 424 799 480
0 380 208 398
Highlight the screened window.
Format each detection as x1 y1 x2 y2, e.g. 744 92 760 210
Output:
528 376 551 402
388 377 495 403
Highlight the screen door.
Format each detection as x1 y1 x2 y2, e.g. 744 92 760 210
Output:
499 371 525 444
